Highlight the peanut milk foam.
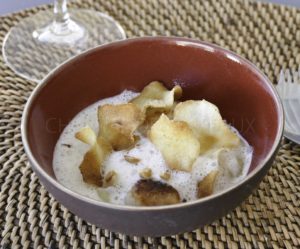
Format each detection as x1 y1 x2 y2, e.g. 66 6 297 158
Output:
53 90 253 205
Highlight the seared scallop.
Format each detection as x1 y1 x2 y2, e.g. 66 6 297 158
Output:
131 179 180 206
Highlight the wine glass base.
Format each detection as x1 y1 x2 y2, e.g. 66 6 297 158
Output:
32 18 86 45
2 9 126 83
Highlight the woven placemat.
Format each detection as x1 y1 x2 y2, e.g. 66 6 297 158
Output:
0 0 299 248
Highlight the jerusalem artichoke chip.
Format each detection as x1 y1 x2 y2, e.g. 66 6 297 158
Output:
149 114 200 172
131 179 180 206
75 126 112 186
138 102 179 136
98 103 144 150
197 170 218 198
130 81 182 135
174 100 240 152
130 81 182 113
138 108 163 136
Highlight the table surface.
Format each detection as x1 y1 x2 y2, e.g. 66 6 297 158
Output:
0 0 299 248
1 0 300 16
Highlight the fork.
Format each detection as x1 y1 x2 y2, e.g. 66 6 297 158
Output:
276 69 300 144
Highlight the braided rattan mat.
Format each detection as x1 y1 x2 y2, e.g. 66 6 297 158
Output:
0 0 299 248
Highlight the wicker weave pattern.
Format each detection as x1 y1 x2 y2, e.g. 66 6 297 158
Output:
0 0 299 248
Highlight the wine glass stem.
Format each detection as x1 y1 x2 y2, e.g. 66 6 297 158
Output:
53 0 71 34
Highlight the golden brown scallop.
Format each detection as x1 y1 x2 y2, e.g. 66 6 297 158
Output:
131 179 180 206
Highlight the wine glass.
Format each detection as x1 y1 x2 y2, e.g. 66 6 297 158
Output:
2 0 126 83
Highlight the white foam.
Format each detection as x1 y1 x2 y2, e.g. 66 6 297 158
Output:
53 90 253 205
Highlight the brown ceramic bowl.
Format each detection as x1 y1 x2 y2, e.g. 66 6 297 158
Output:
21 37 283 236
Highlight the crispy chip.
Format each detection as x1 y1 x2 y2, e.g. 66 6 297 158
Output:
138 102 179 136
130 81 182 113
98 103 144 150
75 127 112 186
197 170 218 198
174 100 240 152
131 179 180 206
75 126 96 145
138 109 163 136
131 81 182 135
149 114 200 172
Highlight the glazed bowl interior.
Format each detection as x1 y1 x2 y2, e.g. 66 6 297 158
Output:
22 37 283 235
25 38 281 178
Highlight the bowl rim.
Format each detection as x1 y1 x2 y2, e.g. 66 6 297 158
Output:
21 36 284 211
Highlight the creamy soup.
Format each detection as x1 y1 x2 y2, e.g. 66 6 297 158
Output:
53 90 252 205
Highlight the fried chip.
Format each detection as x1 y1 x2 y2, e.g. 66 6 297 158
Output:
131 81 182 135
75 126 97 145
98 103 144 150
197 170 218 198
149 114 200 172
174 100 240 152
131 179 180 206
130 81 182 113
75 127 112 186
138 102 179 136
138 108 163 136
